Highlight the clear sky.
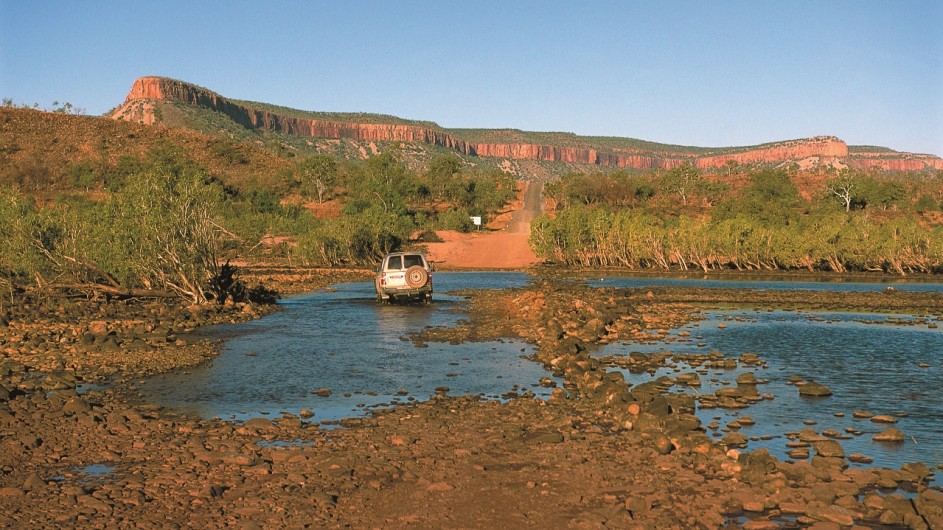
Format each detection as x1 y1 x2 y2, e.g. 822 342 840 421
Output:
2 1 941 155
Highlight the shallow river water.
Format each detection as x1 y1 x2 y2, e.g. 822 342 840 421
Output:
140 272 551 423
141 272 943 475
603 309 943 476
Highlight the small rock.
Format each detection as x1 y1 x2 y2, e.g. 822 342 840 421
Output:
653 436 674 455
523 430 564 444
873 427 905 443
243 417 273 430
426 482 453 493
22 473 46 491
812 440 845 458
798 381 832 397
722 432 749 448
736 372 759 385
62 397 90 416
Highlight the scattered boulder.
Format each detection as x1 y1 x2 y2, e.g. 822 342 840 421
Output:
873 428 905 443
812 440 845 459
798 381 832 397
736 372 759 385
722 432 748 448
915 489 943 530
848 453 873 464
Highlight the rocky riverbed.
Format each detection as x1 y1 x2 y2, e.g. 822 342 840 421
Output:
2 274 942 528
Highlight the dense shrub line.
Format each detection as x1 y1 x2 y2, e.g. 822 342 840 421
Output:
530 206 943 274
531 167 943 275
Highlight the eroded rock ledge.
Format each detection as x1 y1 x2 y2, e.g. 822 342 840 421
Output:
112 76 943 172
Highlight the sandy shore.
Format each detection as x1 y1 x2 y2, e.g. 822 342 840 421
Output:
2 273 942 528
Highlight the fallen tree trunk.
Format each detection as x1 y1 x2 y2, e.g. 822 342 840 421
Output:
43 283 178 299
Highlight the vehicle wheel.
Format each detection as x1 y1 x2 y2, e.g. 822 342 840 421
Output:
405 265 428 288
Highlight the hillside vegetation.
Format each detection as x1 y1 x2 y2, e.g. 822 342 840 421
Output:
0 107 515 303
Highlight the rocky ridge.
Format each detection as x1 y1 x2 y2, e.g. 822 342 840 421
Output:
112 76 943 172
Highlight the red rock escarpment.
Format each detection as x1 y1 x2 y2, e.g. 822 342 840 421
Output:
114 77 942 171
848 151 943 171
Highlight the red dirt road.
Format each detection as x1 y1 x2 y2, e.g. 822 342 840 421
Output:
424 182 543 269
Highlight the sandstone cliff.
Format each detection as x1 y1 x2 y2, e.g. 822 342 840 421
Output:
110 77 943 172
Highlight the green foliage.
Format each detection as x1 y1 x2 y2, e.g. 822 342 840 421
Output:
296 206 412 266
858 177 905 211
297 154 338 203
209 140 250 165
67 161 99 190
659 162 701 205
242 187 281 214
546 171 656 209
0 189 50 282
531 165 943 275
0 146 278 302
342 198 374 216
715 168 800 226
436 208 474 232
915 194 940 212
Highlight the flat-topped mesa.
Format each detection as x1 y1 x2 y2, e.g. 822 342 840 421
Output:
116 76 474 150
695 136 849 168
113 77 943 171
848 150 943 172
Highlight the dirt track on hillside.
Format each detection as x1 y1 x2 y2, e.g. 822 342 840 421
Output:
424 182 543 269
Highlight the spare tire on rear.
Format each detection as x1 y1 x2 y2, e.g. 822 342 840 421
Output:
405 265 428 288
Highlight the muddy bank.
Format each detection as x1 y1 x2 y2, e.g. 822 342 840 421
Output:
2 276 942 528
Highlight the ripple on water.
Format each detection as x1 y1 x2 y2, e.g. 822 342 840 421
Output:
140 272 559 424
601 308 943 482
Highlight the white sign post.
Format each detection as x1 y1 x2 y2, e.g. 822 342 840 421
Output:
470 216 482 230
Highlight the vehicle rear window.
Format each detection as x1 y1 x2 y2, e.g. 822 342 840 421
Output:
385 256 402 270
403 255 424 268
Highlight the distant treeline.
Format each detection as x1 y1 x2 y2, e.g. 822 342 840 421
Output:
531 166 943 274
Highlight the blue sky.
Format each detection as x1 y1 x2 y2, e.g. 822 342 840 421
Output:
2 1 941 155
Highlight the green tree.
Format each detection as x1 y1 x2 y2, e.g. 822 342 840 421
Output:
716 168 800 226
859 177 905 211
298 154 338 204
826 169 860 211
661 162 701 206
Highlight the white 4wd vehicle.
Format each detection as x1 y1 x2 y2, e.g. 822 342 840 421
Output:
375 252 433 304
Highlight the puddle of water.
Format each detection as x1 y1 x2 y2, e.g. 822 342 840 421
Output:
601 309 943 481
77 463 115 477
76 382 111 394
141 272 559 423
